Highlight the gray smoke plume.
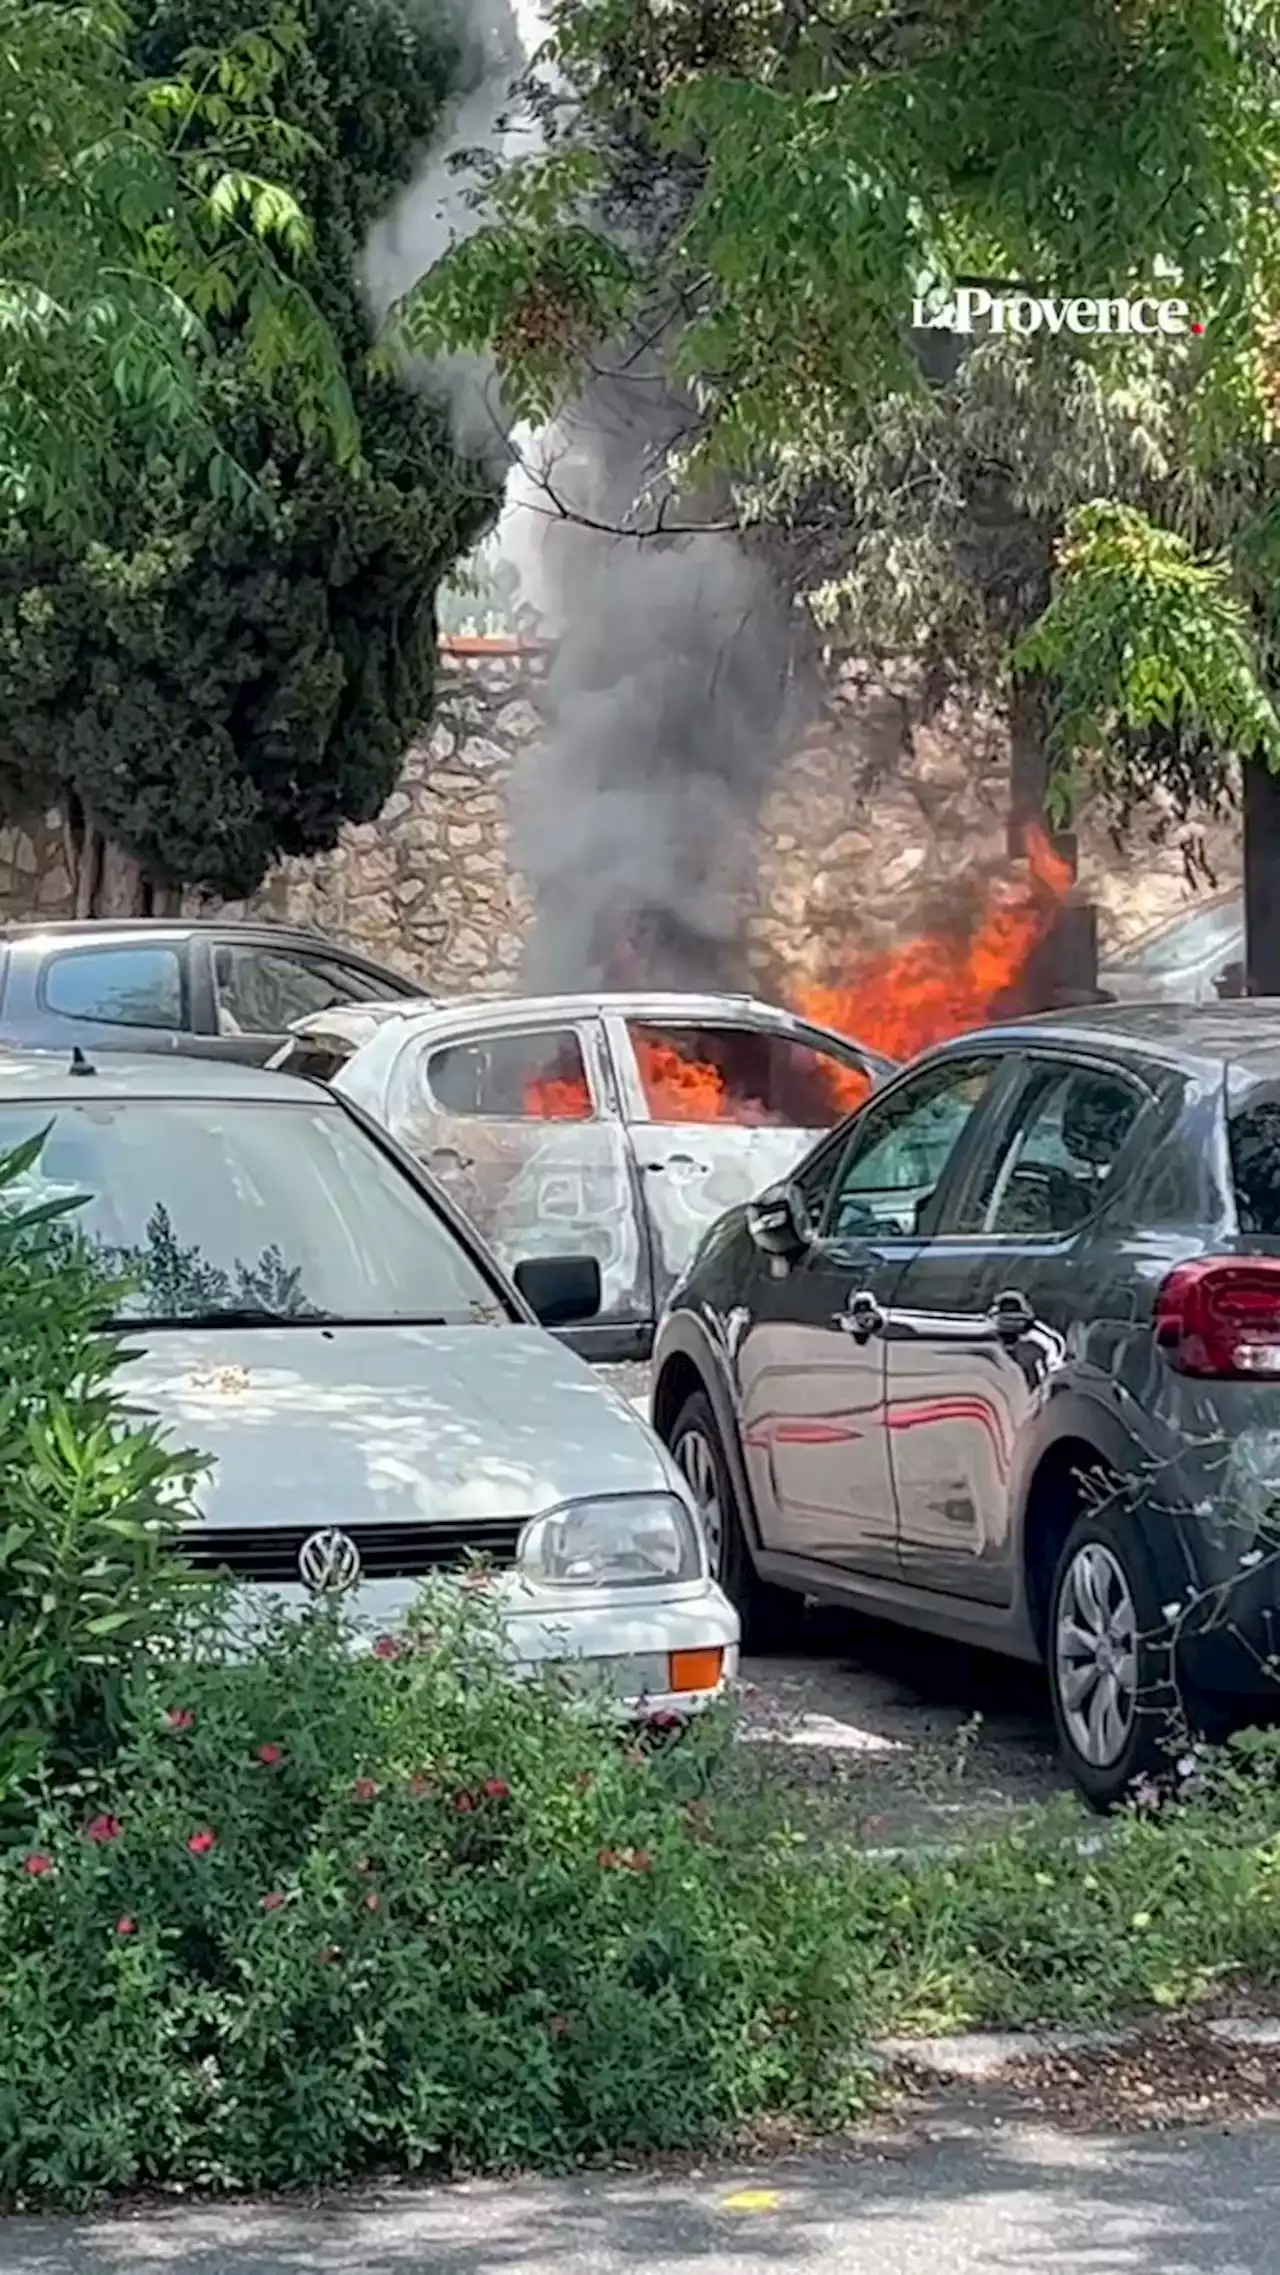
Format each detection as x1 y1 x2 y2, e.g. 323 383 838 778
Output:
367 0 800 993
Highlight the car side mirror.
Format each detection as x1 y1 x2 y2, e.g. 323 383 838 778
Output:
747 1182 813 1260
513 1254 601 1327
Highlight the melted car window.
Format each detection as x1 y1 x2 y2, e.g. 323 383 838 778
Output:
627 1024 869 1127
426 1030 594 1120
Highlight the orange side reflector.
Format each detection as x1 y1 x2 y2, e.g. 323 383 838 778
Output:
668 1647 725 1694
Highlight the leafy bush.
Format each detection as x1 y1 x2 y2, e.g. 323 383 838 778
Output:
0 1587 872 2206
0 1134 202 1810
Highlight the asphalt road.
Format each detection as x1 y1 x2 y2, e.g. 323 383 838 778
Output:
599 1363 1064 1844
13 2112 1280 2273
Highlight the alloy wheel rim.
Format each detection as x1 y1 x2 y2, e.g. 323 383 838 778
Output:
675 1428 725 1578
1054 1541 1140 1770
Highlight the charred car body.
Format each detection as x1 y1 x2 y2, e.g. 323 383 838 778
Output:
270 992 893 1358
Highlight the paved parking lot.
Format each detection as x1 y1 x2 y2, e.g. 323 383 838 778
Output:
599 1364 1065 1847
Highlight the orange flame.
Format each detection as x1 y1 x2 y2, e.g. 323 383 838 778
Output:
794 825 1073 1066
523 829 1071 1123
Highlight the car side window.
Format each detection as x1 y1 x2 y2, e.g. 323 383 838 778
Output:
425 1028 596 1121
822 1058 999 1240
212 946 395 1037
973 1063 1146 1237
41 945 183 1030
626 1021 870 1127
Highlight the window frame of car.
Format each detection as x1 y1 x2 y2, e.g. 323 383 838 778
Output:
804 1050 1019 1249
940 1046 1165 1245
606 1009 882 1128
417 1015 617 1124
204 936 417 1037
34 935 191 1034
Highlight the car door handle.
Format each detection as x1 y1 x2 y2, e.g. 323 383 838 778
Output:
989 1290 1034 1340
838 1290 885 1339
645 1154 707 1173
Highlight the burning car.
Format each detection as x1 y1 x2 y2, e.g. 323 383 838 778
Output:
269 992 893 1357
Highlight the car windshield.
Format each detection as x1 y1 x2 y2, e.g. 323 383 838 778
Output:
1124 900 1242 976
0 1098 509 1327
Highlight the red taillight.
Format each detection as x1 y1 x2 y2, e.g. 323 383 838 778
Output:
1155 1259 1280 1378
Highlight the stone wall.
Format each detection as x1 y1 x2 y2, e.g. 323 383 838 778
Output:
0 636 1241 992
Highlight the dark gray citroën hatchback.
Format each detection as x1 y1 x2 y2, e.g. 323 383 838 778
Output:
651 1002 1280 1807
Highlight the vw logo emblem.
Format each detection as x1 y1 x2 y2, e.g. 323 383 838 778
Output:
297 1528 361 1597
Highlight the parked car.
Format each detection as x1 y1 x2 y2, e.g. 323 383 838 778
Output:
650 1000 1280 1805
0 918 424 1064
0 1048 738 1715
269 991 895 1359
1100 891 1244 1004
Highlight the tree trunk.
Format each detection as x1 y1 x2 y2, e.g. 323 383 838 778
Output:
63 797 152 918
1244 757 1280 994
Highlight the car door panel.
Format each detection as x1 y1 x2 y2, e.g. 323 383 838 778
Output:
385 1018 654 1335
887 1055 1155 1603
736 1238 908 1576
609 1014 873 1311
734 1052 1006 1579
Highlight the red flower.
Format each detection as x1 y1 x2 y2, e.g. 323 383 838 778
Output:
597 1845 652 1873
364 1890 381 1913
255 1744 284 1767
597 1846 621 1869
22 1854 52 1877
350 1778 380 1802
452 1791 476 1814
629 1848 653 1873
260 1890 286 1913
548 2014 572 2037
115 1915 136 1936
407 1772 433 1797
371 1634 400 1661
165 1708 195 1732
482 1778 511 1801
84 1813 122 1845
186 1829 216 1857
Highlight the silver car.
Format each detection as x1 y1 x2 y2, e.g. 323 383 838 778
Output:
0 1050 738 1714
1100 891 1244 1004
269 992 893 1359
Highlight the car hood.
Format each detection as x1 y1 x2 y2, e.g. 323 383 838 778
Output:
118 1323 672 1530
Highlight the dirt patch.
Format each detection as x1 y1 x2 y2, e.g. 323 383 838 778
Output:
907 2022 1280 2135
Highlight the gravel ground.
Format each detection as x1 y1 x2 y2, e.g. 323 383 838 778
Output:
597 1361 1065 1850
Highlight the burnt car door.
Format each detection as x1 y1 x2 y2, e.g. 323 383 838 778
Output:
884 1051 1156 1604
608 1011 881 1311
734 1054 1004 1578
384 1015 651 1349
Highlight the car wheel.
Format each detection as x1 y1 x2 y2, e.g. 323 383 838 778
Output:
669 1389 800 1651
1047 1506 1182 1810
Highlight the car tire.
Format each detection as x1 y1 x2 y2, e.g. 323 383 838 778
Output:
1047 1504 1185 1811
668 1389 801 1651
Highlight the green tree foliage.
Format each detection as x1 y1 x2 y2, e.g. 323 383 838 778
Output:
0 0 496 908
398 0 1280 827
1 0 357 531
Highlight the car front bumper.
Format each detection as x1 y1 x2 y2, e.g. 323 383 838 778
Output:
221 1573 741 1717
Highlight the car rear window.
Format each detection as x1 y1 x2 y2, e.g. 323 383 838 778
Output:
1230 1097 1280 1234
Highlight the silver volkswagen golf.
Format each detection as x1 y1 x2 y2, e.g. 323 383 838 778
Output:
0 1049 738 1714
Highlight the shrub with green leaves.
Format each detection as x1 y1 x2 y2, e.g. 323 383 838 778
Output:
0 1586 870 2205
0 1134 202 1809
